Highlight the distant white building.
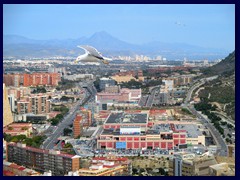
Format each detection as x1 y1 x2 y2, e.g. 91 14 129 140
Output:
162 79 174 91
63 74 94 81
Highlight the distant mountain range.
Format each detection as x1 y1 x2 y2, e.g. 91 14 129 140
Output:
3 31 230 60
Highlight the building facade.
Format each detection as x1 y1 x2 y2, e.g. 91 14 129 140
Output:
169 153 218 176
3 83 14 127
17 94 51 115
96 88 141 102
3 73 59 87
6 143 80 176
99 78 116 91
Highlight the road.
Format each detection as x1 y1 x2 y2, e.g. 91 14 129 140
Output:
184 75 218 104
187 105 228 156
183 75 228 156
145 87 158 107
42 83 96 150
184 81 205 104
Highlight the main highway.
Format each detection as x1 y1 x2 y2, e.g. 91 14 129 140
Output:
183 75 228 156
42 83 96 150
145 86 159 107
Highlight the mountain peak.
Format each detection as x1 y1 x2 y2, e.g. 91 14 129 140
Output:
90 31 115 39
92 30 111 36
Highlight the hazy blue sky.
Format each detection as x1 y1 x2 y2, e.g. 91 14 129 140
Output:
3 4 235 51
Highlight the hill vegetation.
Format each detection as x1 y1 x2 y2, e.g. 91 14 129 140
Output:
198 51 235 120
201 51 235 77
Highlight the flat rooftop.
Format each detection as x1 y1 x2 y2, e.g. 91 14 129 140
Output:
151 123 203 137
175 124 203 138
101 129 145 136
105 112 148 124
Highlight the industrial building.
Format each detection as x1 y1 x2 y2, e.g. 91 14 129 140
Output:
97 111 205 150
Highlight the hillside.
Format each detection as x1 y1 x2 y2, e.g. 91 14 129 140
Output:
201 51 235 77
198 51 235 120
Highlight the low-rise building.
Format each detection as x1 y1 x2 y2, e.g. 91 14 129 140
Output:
3 123 32 137
63 74 93 81
209 163 235 176
96 88 141 102
3 161 41 176
169 152 218 176
99 77 116 91
68 156 131 176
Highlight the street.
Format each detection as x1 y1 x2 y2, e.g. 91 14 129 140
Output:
42 82 96 150
183 75 228 156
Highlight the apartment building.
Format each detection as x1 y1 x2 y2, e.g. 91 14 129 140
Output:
6 143 80 176
17 94 51 115
3 73 59 87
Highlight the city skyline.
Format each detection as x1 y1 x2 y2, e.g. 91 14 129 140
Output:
3 4 235 51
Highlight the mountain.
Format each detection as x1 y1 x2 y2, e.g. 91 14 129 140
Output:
201 51 235 77
3 31 230 59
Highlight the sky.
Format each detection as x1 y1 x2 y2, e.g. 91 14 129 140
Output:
3 4 235 51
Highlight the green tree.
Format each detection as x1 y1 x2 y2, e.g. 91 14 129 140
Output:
63 128 72 136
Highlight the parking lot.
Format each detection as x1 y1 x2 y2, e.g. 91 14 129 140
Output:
93 148 170 157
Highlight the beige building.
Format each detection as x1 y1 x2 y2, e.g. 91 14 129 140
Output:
169 152 218 176
111 74 136 83
77 165 125 176
3 83 14 127
105 85 120 93
209 163 235 176
3 161 41 176
186 135 205 146
17 94 51 115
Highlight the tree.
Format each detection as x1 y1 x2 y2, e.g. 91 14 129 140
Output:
3 133 12 142
159 168 166 175
8 127 13 130
21 127 28 130
132 168 138 174
56 114 64 120
51 118 59 126
64 128 72 136
227 124 233 129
